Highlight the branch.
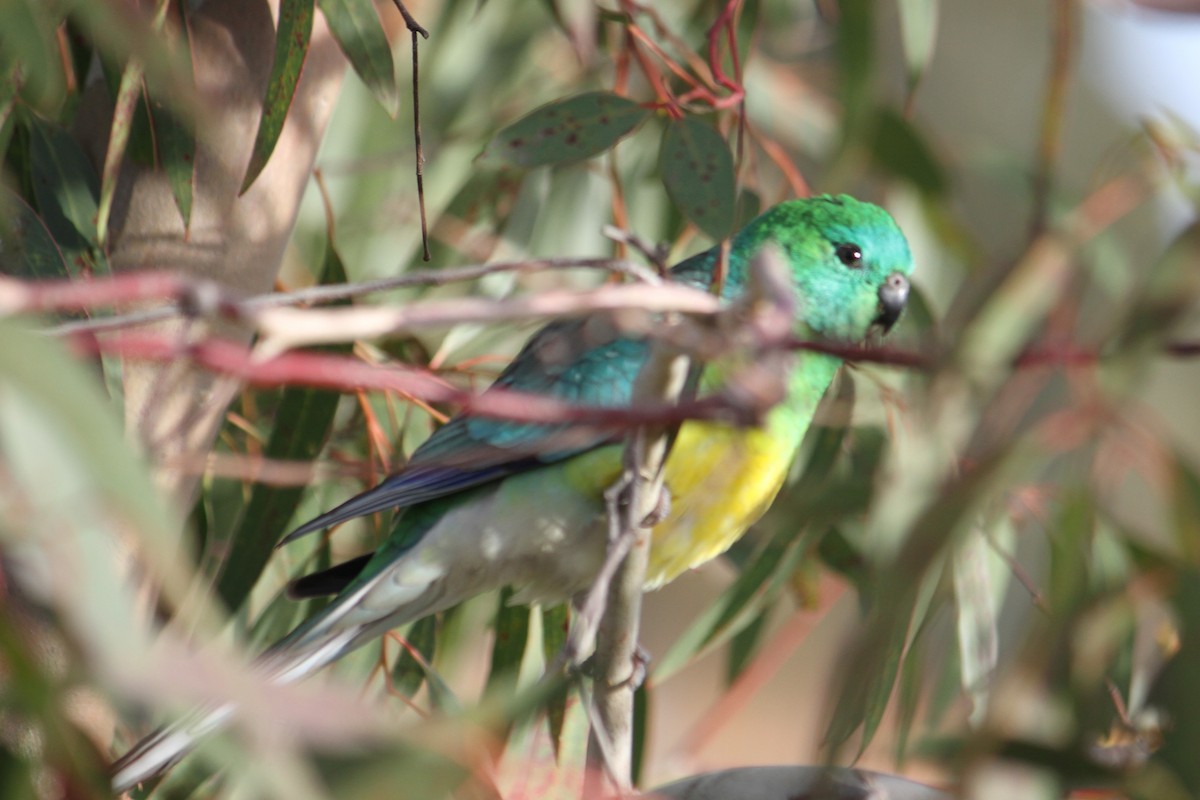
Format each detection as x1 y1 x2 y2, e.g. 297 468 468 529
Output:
68 333 771 431
574 246 794 794
22 257 663 337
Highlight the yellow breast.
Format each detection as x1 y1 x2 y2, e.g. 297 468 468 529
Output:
644 420 796 588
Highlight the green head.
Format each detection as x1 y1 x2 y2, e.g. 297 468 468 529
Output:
727 195 914 341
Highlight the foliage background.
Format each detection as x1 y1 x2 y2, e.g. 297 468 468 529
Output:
2 1 1200 799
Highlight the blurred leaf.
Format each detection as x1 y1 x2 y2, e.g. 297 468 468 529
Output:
827 449 1010 756
246 542 332 650
478 91 650 168
26 114 100 261
869 107 946 195
65 0 199 114
1048 493 1094 614
659 115 736 240
0 64 18 159
487 588 531 699
0 744 38 800
391 615 439 697
826 606 908 758
97 58 144 246
0 318 174 553
0 0 65 111
817 527 869 596
897 0 939 87
836 0 874 140
318 0 399 117
655 530 806 681
953 528 1000 726
0 616 108 797
725 607 768 685
541 603 569 757
0 188 70 278
149 96 196 230
632 681 648 786
895 609 931 765
1150 572 1200 795
1172 458 1200 565
242 0 314 192
148 12 195 228
214 242 351 612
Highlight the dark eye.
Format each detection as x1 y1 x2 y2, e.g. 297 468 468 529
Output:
835 243 864 269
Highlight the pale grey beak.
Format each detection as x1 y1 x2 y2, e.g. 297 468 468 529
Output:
874 272 910 333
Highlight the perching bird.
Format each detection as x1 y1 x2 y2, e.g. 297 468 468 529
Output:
111 195 913 792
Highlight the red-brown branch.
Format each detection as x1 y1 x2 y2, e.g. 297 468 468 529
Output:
70 332 765 429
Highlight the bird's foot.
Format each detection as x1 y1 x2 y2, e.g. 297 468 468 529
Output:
640 484 672 527
577 644 651 690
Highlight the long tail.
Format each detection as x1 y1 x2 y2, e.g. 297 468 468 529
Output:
110 575 392 794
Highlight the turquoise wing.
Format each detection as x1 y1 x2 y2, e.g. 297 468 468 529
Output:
280 316 653 544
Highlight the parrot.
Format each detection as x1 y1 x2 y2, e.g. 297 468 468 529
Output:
111 194 913 792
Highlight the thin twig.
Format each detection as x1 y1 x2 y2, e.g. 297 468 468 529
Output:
397 0 432 261
1028 0 1076 239
391 0 429 38
602 225 669 275
32 257 662 336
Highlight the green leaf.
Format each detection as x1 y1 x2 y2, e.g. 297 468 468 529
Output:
631 682 649 786
478 91 649 168
659 116 735 239
824 607 909 757
391 616 438 697
0 188 70 279
318 0 399 117
96 59 144 246
214 242 351 612
869 107 946 195
725 608 768 685
655 531 806 681
486 588 531 698
148 9 196 228
894 612 930 765
1149 570 1200 792
541 603 569 757
0 0 65 111
148 95 196 230
26 114 101 259
0 64 19 161
242 0 314 192
837 0 874 140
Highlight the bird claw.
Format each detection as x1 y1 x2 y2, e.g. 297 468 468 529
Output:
577 644 651 691
640 485 672 527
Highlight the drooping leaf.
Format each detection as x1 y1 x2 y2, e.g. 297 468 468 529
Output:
0 188 70 279
540 603 570 757
318 0 399 117
242 0 314 192
487 588 531 699
478 91 650 168
214 242 351 612
655 530 806 681
659 115 735 240
391 616 439 697
725 607 769 685
149 8 196 227
96 59 144 246
26 115 100 262
631 682 649 786
0 0 65 111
